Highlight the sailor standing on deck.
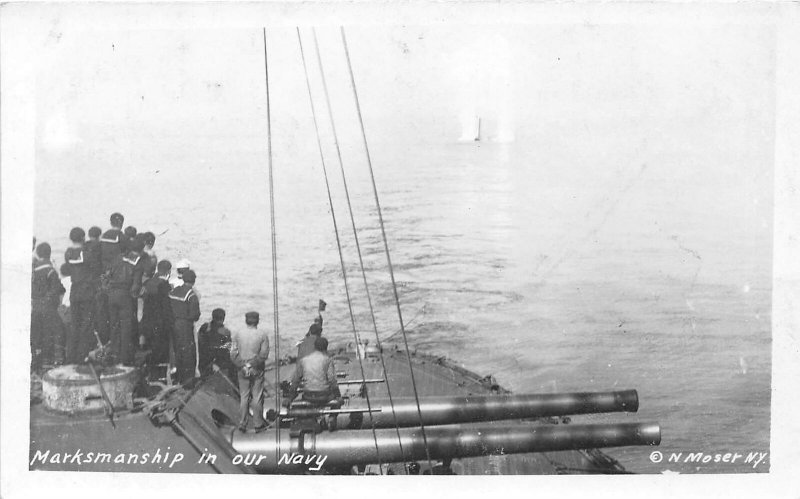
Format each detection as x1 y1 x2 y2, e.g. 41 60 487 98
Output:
85 227 104 278
168 258 191 289
85 226 106 342
140 232 158 279
169 269 200 383
98 213 128 344
140 260 174 379
31 243 67 369
106 237 145 365
230 311 269 433
62 227 96 364
100 213 129 271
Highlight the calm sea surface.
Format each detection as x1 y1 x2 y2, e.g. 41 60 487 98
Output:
34 119 772 473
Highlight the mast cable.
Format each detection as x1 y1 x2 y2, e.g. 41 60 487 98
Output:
301 27 384 472
308 28 406 461
340 26 434 471
262 27 281 463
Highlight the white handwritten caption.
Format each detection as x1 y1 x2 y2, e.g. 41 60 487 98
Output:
649 451 768 469
31 449 329 472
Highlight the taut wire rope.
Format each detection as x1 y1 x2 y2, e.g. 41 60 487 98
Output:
339 26 434 470
298 27 383 472
261 27 281 463
309 27 407 464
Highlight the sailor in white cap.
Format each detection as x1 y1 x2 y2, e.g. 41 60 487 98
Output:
168 258 191 289
167 257 202 377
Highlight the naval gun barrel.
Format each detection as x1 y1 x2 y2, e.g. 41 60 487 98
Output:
232 422 661 473
281 390 639 428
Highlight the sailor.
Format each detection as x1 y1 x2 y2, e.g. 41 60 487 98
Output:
230 311 269 433
296 300 326 360
197 308 237 383
85 226 104 279
168 258 191 289
62 227 96 364
127 233 149 342
140 260 174 379
85 226 108 343
124 226 138 243
106 237 145 365
100 212 129 271
287 336 342 408
169 269 200 383
140 232 158 279
296 316 324 360
31 243 67 369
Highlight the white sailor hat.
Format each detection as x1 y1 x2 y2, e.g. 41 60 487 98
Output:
176 258 191 270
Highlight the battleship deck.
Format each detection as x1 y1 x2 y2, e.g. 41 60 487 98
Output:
268 344 629 474
29 344 631 474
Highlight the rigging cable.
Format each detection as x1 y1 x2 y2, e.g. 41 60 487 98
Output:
262 27 281 463
309 28 406 461
340 26 434 471
298 28 383 472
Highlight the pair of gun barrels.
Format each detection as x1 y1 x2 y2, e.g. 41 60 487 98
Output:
232 389 661 471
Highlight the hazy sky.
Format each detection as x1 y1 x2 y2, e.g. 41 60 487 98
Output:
30 21 775 244
34 22 774 151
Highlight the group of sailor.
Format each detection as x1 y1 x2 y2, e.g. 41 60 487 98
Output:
32 212 342 431
31 212 200 382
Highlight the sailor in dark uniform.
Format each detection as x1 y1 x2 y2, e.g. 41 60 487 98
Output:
85 227 103 278
106 237 145 365
85 226 107 343
140 259 174 380
100 212 128 271
124 225 138 243
62 227 96 364
169 269 200 383
99 213 129 345
31 243 66 369
141 232 158 279
197 308 237 383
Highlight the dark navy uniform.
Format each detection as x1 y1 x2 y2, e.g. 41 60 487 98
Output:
31 262 66 368
98 228 128 345
198 321 236 382
63 246 96 363
140 275 173 369
169 284 200 383
84 238 107 342
99 228 128 272
141 250 158 280
106 250 144 365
